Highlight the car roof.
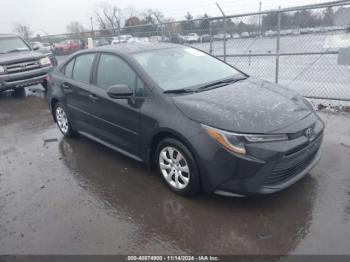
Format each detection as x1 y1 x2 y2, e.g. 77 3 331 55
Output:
0 34 19 38
88 42 182 55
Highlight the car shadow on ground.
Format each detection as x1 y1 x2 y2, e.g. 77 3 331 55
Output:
58 134 318 255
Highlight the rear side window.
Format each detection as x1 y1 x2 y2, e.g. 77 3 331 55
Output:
64 59 75 78
96 54 138 90
72 53 95 83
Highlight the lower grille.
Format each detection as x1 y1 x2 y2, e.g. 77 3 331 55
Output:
264 151 318 186
6 73 46 83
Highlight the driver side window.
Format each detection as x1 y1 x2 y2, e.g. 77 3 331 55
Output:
96 54 144 96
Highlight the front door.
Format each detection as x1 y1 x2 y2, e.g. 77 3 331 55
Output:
88 53 144 158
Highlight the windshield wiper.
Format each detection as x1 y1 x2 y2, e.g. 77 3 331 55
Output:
163 76 248 94
163 88 195 94
6 49 28 53
196 76 247 92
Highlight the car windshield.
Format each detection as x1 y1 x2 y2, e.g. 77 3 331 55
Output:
132 47 243 91
0 37 31 53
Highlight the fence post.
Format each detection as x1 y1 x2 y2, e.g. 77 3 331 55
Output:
216 3 227 62
160 24 164 41
117 22 121 42
223 17 227 62
209 20 213 55
249 50 252 66
275 7 281 84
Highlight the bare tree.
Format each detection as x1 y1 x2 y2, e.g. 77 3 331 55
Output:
13 23 33 39
141 9 163 24
94 2 122 34
124 6 138 19
66 21 86 34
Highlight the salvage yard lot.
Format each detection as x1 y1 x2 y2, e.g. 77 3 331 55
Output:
192 32 350 100
0 87 350 255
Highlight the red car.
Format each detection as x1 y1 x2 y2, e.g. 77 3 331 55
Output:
53 40 81 55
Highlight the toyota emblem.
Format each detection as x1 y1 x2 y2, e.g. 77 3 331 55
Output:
305 128 313 139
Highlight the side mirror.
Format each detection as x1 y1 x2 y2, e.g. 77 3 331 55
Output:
107 84 133 99
32 44 39 51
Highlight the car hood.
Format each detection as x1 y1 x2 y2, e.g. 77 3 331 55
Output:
172 77 313 134
0 51 44 64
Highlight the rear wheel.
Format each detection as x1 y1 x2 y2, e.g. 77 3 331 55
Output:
41 80 48 91
156 138 200 196
54 103 76 137
13 87 25 97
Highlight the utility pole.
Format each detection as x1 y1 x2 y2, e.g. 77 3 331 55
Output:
154 12 164 42
216 2 227 62
90 17 94 37
258 2 262 37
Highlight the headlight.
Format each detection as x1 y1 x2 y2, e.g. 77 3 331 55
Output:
0 65 6 74
303 97 314 111
39 57 51 67
202 125 288 155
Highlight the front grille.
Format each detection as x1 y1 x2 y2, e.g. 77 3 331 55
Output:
6 60 41 74
286 130 323 156
264 150 318 186
288 123 316 140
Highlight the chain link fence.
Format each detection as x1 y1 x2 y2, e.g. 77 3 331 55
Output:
31 0 350 101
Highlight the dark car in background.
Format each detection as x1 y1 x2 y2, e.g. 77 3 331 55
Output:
47 43 324 197
93 38 110 47
200 34 211 43
0 34 53 93
170 33 185 44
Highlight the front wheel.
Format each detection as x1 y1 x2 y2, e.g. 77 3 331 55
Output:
156 138 200 196
54 103 76 137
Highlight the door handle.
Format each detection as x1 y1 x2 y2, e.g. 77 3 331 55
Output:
89 94 99 101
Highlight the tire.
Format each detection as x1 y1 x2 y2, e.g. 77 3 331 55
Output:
13 87 25 97
41 81 48 91
156 138 200 196
54 102 76 137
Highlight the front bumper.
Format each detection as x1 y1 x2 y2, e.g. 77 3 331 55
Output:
0 66 52 91
191 117 324 195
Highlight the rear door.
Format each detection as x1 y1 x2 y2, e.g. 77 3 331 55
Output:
88 53 144 158
60 53 96 133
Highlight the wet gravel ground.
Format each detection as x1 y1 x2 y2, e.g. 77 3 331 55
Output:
0 86 350 255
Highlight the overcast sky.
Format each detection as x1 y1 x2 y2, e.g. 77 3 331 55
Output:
0 0 332 35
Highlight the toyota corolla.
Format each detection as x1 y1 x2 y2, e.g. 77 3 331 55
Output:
47 43 324 197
